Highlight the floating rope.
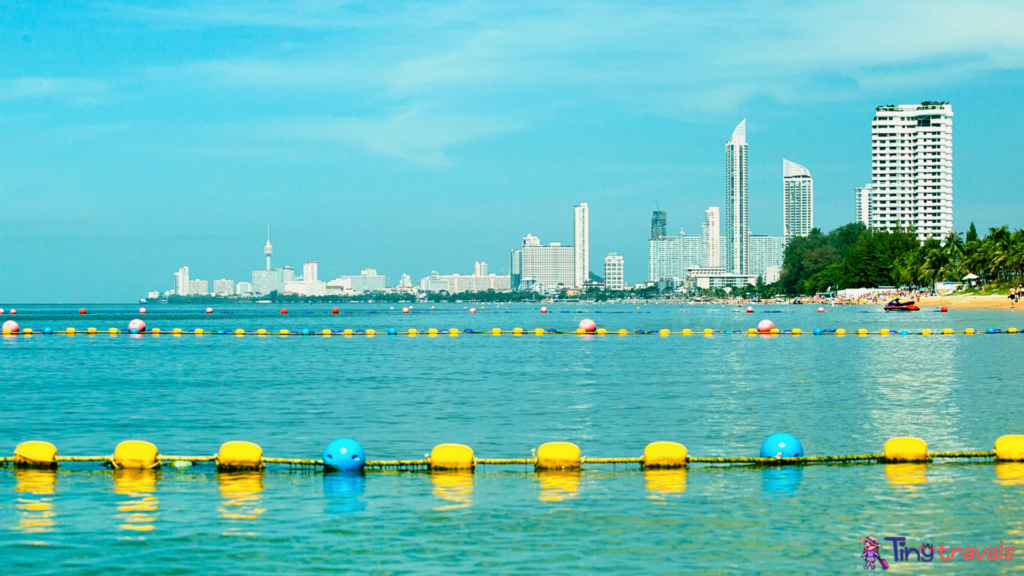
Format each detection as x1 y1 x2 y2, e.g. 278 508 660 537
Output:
1 328 1019 337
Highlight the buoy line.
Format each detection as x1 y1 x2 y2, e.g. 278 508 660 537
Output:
2 437 1021 472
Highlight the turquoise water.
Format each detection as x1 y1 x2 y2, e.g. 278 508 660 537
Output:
2 303 1023 573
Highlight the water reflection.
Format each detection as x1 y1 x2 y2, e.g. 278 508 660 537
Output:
431 471 473 511
114 469 159 535
994 462 1024 486
885 463 927 490
219 471 265 536
323 472 366 517
14 469 57 535
762 466 803 495
645 468 686 502
537 470 580 502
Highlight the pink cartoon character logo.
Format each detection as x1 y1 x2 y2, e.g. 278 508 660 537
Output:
861 537 889 570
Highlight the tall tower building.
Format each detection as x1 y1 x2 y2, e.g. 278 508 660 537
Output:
725 119 748 274
870 102 953 240
174 266 190 296
264 226 273 271
854 184 874 227
604 253 624 290
782 159 814 244
702 207 721 268
573 203 589 287
650 210 667 240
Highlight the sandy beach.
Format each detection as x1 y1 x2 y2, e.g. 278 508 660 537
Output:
919 293 1024 311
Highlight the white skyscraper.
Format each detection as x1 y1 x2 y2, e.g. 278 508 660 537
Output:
604 253 624 290
725 120 749 274
870 102 953 240
749 235 783 282
702 207 721 268
855 184 874 227
648 236 681 283
174 266 190 296
213 279 235 295
510 234 575 291
782 159 814 244
573 203 589 288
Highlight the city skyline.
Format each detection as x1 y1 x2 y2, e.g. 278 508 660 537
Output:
3 2 1022 302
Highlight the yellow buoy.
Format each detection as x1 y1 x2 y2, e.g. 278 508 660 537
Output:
491 328 501 336
858 328 867 336
194 328 204 335
702 328 713 336
151 328 161 335
513 327 523 335
770 328 779 335
576 327 585 334
428 328 438 336
921 329 931 335
618 329 628 336
880 329 890 336
747 328 757 335
65 327 76 335
659 329 670 336
257 329 267 336
883 437 928 462
108 327 118 335
14 441 58 468
536 442 581 470
682 329 692 336
1008 327 1018 334
942 328 953 335
643 441 687 468
534 328 544 335
113 440 160 469
429 444 475 470
408 328 417 336
22 328 33 335
836 328 845 336
217 441 264 471
995 435 1024 461
236 329 246 336
366 329 376 336
792 328 802 335
596 328 606 335
965 328 975 335
322 329 331 336
450 328 460 337
172 328 182 334
87 327 97 334
344 329 354 336
279 329 289 336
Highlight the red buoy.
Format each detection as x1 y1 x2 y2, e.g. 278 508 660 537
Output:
746 306 753 313
281 308 288 315
206 307 213 314
469 308 477 314
540 307 548 313
940 306 948 313
817 307 825 313
79 308 87 315
757 319 775 333
579 319 596 332
332 307 340 315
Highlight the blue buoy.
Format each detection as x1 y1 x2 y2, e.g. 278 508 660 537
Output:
130 327 139 334
387 328 397 335
813 328 823 335
43 328 52 335
301 328 311 335
760 433 804 458
464 328 473 333
986 327 996 334
899 330 909 335
323 438 365 471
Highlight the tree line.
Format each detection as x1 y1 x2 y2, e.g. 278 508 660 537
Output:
771 222 1024 295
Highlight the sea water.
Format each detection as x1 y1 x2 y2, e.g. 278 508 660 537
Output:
1 303 1023 573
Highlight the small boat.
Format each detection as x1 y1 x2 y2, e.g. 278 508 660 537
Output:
884 299 920 312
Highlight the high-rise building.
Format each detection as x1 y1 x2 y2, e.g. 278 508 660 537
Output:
869 102 953 240
510 234 575 291
748 235 783 283
188 279 209 295
855 184 873 227
264 227 273 271
681 235 702 274
573 203 589 288
327 268 386 294
725 119 749 274
174 266 190 296
418 268 511 293
399 273 412 287
648 236 681 282
474 262 489 276
252 230 286 295
782 159 814 244
213 279 234 295
702 207 721 268
604 253 624 290
650 211 667 240
236 282 252 295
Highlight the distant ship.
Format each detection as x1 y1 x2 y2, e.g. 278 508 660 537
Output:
139 298 147 303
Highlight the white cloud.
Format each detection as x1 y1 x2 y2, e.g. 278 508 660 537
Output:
0 77 108 103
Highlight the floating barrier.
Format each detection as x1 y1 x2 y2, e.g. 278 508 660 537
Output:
4 436 1021 475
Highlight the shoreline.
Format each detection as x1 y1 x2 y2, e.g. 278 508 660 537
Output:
918 293 1023 311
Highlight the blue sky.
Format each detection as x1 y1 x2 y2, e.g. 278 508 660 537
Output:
1 1 1022 302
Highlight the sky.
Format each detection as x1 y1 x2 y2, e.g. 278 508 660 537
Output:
1 0 1023 302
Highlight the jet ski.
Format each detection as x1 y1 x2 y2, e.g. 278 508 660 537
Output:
884 299 920 311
